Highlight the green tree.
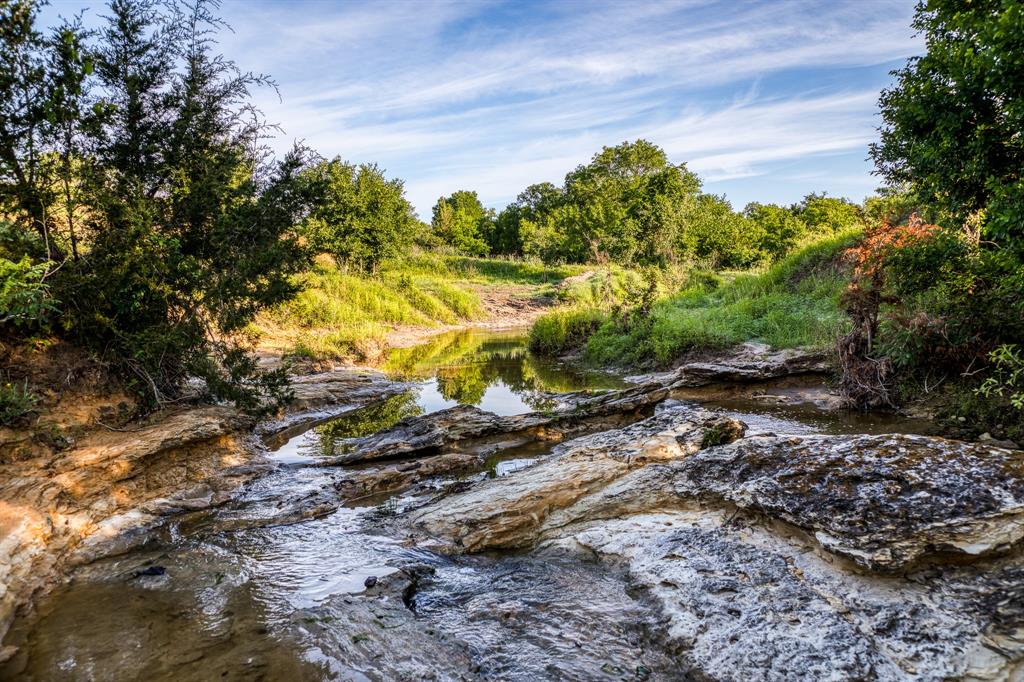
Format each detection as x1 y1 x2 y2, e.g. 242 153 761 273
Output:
871 0 1024 248
431 190 492 255
793 193 863 233
490 182 563 256
301 158 418 272
557 139 701 265
744 202 807 260
683 194 764 268
0 0 314 412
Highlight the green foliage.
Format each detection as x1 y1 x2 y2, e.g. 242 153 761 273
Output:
744 203 807 260
496 140 864 271
528 307 609 356
0 255 55 330
489 182 563 255
977 344 1024 411
871 0 1024 249
0 377 38 426
432 190 493 255
794 194 863 234
528 140 703 266
532 230 859 365
300 159 418 273
0 0 314 412
682 194 763 268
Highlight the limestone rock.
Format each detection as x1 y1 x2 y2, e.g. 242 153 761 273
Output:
671 342 830 387
561 510 1024 681
0 406 257 641
324 381 669 465
672 433 1024 570
411 406 745 552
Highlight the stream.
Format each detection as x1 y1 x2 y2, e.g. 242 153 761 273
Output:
0 330 940 681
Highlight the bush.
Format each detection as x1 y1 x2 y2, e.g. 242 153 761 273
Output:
579 230 860 366
0 256 55 331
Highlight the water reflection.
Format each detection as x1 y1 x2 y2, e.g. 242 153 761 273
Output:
272 330 626 464
385 329 625 416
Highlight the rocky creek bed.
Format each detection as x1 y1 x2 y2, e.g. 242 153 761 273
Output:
1 331 1022 680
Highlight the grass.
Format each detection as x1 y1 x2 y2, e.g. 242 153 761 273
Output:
257 251 585 361
529 229 862 366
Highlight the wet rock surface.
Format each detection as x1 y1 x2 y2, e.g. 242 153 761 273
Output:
404 402 1024 679
321 381 668 465
410 405 745 552
6 336 1024 681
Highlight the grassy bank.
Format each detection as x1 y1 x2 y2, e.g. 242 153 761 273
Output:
530 230 861 366
256 252 588 361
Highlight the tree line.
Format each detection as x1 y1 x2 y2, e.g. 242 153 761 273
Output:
428 139 865 268
4 0 1019 430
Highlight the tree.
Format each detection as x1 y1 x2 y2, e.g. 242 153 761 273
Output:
744 202 807 260
490 182 563 256
0 0 314 412
301 158 418 272
683 194 763 268
431 190 491 255
558 139 701 265
793 193 863 234
870 0 1024 248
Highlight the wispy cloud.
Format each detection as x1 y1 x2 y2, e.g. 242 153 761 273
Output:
44 0 922 213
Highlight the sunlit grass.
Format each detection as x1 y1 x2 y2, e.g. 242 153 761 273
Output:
257 251 586 361
531 229 862 366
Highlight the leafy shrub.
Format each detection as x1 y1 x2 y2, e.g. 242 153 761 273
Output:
977 345 1024 411
0 256 55 331
577 230 859 366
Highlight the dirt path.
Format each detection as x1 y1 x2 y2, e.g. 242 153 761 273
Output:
384 283 556 349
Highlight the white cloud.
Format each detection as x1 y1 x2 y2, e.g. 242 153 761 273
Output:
42 0 923 214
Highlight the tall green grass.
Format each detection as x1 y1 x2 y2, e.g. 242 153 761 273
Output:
530 230 861 366
260 251 584 360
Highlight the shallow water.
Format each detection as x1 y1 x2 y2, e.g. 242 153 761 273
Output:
274 329 626 465
0 331 935 681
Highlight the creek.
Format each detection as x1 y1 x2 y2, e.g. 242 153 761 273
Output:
0 330 949 681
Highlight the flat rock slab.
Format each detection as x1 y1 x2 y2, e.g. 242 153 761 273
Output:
411 406 745 552
672 433 1024 570
627 342 830 387
562 510 1024 681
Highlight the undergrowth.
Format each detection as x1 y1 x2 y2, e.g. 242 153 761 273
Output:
530 230 861 366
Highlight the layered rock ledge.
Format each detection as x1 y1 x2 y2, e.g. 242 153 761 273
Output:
405 404 1024 680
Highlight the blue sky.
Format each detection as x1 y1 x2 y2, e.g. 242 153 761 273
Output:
42 0 922 217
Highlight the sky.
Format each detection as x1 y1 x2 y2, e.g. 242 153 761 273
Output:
41 0 923 218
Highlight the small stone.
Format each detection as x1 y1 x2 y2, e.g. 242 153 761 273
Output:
979 432 993 441
364 575 378 588
133 565 167 578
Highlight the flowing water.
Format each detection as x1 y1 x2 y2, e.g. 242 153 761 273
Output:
0 330 937 681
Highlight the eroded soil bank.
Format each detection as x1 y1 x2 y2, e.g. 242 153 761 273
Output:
2 331 1022 680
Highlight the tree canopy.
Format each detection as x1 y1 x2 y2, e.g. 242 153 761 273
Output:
0 0 313 410
431 190 492 256
871 0 1024 248
301 159 418 273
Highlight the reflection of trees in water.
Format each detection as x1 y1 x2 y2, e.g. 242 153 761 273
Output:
311 392 423 456
383 328 626 409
